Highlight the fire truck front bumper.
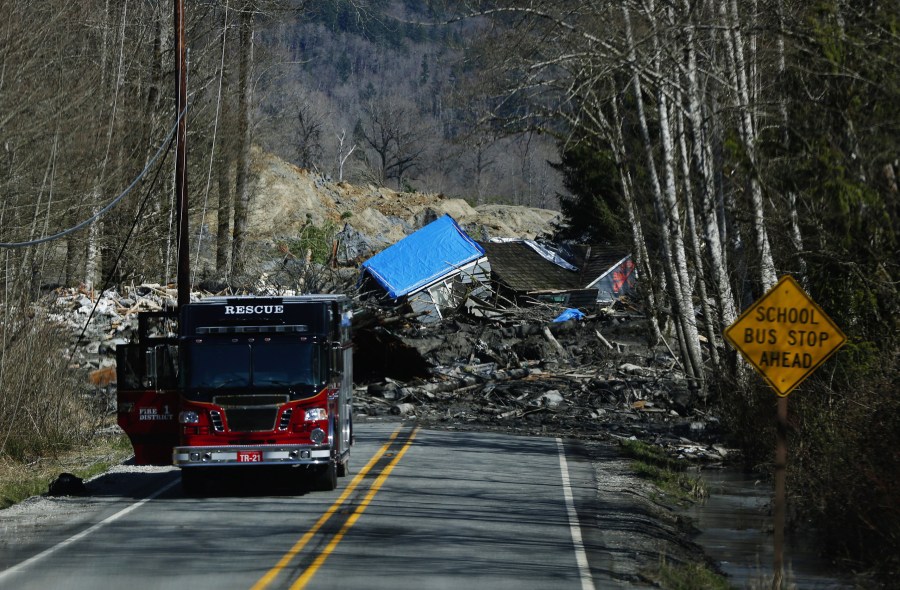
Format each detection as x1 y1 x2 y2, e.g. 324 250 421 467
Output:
173 445 331 467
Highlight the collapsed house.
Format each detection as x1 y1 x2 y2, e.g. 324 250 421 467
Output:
577 244 637 303
358 215 636 321
358 214 491 322
480 240 636 309
479 239 596 308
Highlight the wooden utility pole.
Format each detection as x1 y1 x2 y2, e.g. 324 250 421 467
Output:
175 0 190 308
773 396 788 589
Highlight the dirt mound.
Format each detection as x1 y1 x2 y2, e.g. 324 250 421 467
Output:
236 148 563 251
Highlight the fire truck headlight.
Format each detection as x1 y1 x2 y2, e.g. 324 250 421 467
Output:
304 408 328 421
310 428 326 444
179 411 200 424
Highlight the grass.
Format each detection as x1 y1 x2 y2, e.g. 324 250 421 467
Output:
0 312 134 510
653 560 734 590
0 431 132 510
622 441 734 589
619 438 708 504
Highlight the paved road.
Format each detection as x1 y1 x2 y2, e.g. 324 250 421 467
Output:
0 422 613 590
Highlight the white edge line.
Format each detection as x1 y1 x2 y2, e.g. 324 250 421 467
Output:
557 437 595 590
0 477 181 583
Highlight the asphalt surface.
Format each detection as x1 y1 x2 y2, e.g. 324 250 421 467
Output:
0 421 658 590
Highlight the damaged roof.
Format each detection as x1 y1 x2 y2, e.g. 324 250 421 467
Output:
360 214 486 298
479 240 583 293
575 244 632 285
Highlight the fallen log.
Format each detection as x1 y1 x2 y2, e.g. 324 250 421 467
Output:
594 329 613 349
542 326 567 356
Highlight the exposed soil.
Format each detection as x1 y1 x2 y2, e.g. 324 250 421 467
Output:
192 149 565 277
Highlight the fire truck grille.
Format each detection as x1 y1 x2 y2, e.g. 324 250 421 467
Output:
225 408 278 432
213 394 288 407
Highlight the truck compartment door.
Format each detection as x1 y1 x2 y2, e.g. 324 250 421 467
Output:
116 343 179 465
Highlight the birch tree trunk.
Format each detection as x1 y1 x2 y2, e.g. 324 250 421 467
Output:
609 94 664 346
14 126 59 304
650 2 705 381
777 0 806 281
623 4 702 382
147 2 167 283
619 156 664 347
86 0 130 291
723 0 777 290
215 4 234 275
84 0 114 291
216 152 233 274
676 103 720 368
681 0 738 327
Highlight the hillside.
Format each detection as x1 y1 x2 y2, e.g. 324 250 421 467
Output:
193 147 564 276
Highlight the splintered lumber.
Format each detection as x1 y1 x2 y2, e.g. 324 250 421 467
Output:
595 329 614 349
542 326 567 356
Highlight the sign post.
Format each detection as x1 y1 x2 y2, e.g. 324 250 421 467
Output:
724 275 846 589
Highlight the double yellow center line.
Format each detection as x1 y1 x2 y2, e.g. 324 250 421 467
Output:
250 425 418 590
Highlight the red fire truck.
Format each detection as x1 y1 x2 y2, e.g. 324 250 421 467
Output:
116 295 353 494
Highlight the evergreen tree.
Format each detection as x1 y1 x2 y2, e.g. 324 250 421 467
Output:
552 142 627 245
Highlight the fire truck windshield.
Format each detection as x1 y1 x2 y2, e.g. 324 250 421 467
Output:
184 339 323 393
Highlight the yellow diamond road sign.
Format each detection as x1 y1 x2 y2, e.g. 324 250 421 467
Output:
724 275 847 396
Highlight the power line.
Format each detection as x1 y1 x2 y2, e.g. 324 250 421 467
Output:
71 126 178 361
0 108 185 249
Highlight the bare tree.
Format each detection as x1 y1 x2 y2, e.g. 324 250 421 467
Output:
622 2 703 382
356 93 430 189
721 0 776 290
335 129 356 182
213 6 236 276
680 0 738 328
294 98 324 169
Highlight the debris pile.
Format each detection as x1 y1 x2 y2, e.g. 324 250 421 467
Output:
43 284 731 464
352 302 731 463
46 284 179 378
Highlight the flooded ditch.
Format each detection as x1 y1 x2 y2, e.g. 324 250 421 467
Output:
684 467 854 589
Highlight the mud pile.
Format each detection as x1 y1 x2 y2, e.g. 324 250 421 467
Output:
352 303 731 463
192 148 564 276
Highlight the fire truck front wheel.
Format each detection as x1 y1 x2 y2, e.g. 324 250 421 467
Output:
312 462 337 492
337 458 350 477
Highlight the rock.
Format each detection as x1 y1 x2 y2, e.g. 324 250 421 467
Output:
619 363 652 376
539 390 564 408
47 473 87 497
391 403 416 416
367 382 400 400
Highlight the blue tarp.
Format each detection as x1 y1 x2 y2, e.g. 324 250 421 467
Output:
360 215 485 299
552 308 585 323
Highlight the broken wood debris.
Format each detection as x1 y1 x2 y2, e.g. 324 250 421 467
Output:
352 299 727 463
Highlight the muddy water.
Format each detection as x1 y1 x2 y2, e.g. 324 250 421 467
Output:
683 468 852 589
